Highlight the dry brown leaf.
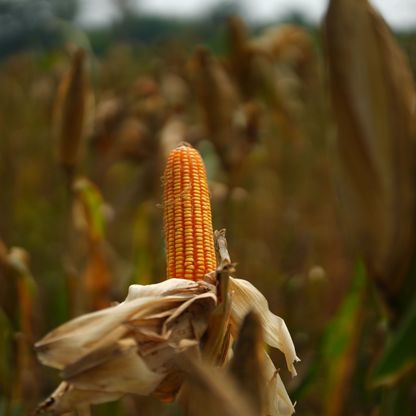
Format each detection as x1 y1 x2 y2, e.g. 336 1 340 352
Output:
34 381 122 414
264 353 296 416
229 311 266 414
229 277 300 376
176 353 256 416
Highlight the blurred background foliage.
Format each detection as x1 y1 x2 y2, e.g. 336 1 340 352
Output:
0 0 416 415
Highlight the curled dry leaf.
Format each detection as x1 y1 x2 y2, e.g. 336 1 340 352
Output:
264 353 296 416
34 381 122 415
229 277 300 376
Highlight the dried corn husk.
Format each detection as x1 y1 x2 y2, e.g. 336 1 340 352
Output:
177 352 256 416
264 353 296 416
34 381 122 414
54 48 93 180
226 16 253 99
229 277 300 376
324 0 416 302
34 278 216 413
36 278 215 370
229 311 266 414
188 46 239 171
35 243 298 415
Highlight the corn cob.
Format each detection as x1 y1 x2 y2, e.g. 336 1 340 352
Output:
55 48 89 175
163 144 216 280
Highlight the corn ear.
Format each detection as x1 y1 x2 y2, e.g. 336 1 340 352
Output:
54 48 92 181
163 144 216 280
324 0 416 304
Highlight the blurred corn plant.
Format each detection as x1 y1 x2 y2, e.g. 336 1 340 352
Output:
315 0 416 414
325 0 416 315
54 47 94 187
0 242 39 414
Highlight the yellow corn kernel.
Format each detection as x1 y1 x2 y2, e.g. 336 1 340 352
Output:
163 144 216 280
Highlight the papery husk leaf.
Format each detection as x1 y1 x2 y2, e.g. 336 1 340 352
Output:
229 277 300 376
125 278 209 300
64 338 163 395
202 267 233 365
36 297 166 369
35 279 214 368
34 381 122 414
264 353 296 416
203 292 232 365
176 353 256 416
229 311 266 414
324 0 416 301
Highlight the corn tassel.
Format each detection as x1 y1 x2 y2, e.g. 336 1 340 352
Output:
163 144 216 280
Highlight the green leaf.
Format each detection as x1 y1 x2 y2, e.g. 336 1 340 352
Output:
293 262 368 407
322 262 366 360
73 177 106 241
371 297 416 386
321 261 367 414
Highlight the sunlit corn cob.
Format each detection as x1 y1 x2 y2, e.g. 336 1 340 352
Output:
163 144 216 280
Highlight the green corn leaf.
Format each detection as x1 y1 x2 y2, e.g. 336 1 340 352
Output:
73 177 105 242
371 297 416 387
293 262 367 412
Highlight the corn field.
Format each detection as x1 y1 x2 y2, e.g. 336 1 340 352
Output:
1 0 416 415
